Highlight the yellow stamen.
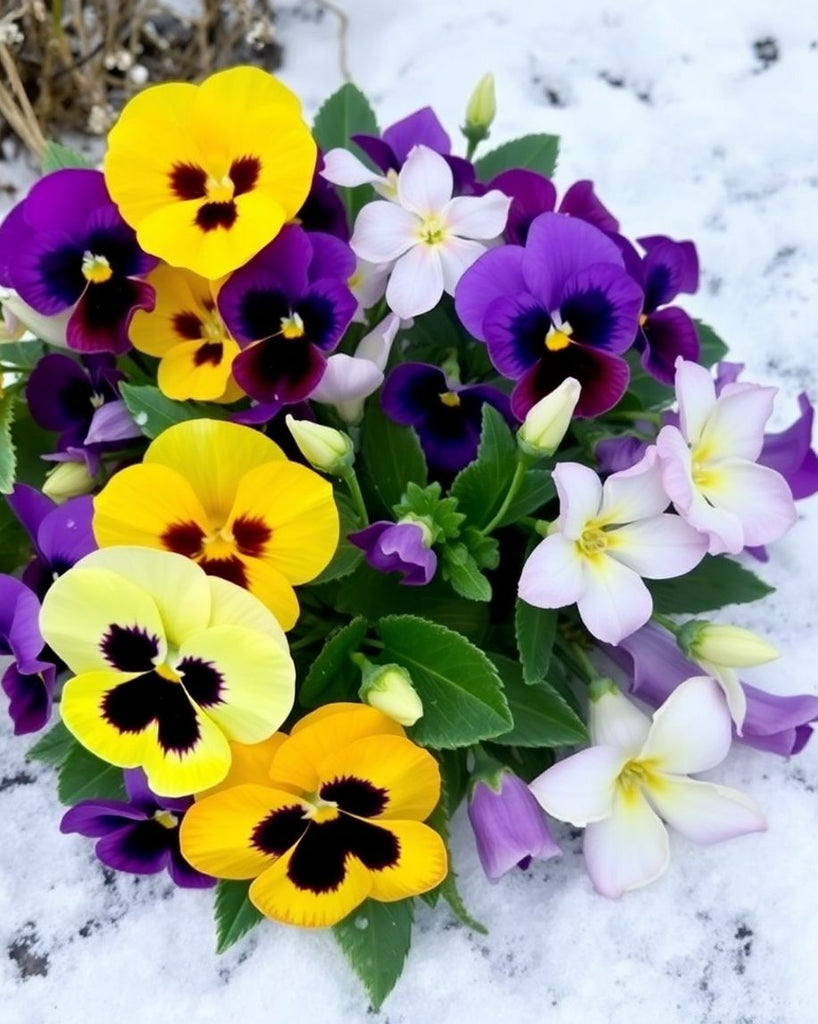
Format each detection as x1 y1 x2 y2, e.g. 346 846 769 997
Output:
203 311 227 343
691 442 716 489
439 391 461 408
155 663 181 683
577 524 608 558
639 313 648 327
616 757 663 803
81 252 113 284
205 175 235 203
153 810 179 830
545 321 573 352
302 797 339 824
418 215 446 246
280 311 305 339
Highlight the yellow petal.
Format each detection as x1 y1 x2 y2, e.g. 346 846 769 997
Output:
129 264 215 358
140 703 232 798
156 338 240 402
366 819 448 902
204 575 289 650
201 734 289 797
61 670 151 767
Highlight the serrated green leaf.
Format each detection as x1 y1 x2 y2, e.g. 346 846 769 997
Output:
450 405 517 529
647 555 773 614
310 492 364 585
378 615 511 748
439 873 487 933
360 401 427 513
57 743 126 804
695 320 729 367
441 543 492 602
26 720 75 767
299 617 368 708
0 391 17 493
515 600 557 684
213 879 264 954
474 133 560 181
460 526 500 570
0 341 45 369
42 141 94 173
312 83 379 224
489 653 588 747
8 403 51 490
119 383 227 439
334 898 413 1009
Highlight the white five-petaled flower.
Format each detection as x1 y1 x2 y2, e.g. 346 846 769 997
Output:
656 358 797 555
348 145 510 319
518 449 708 645
530 677 766 898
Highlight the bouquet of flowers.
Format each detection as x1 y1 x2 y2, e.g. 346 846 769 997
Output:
1 66 816 1007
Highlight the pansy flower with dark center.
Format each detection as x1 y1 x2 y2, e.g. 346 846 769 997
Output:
61 768 215 888
39 546 296 797
0 574 56 734
217 224 357 407
381 362 513 475
630 235 700 383
103 67 316 280
0 169 156 354
180 703 447 928
455 212 644 420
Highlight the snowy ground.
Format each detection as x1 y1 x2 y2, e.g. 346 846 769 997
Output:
2 2 818 1021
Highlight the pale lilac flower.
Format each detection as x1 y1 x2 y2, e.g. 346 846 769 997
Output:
321 148 400 201
530 678 766 898
656 359 797 555
348 257 393 322
518 449 708 644
350 145 510 318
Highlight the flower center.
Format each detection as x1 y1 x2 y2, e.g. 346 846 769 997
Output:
81 252 113 284
690 442 716 488
155 662 181 684
205 175 236 203
302 796 340 823
203 311 226 343
439 391 460 408
545 318 573 352
418 215 446 246
578 524 608 557
153 809 179 830
280 311 305 339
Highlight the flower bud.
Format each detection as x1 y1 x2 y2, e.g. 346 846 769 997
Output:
285 415 354 475
464 72 497 139
517 377 580 457
0 289 71 348
678 621 779 668
359 663 424 726
42 460 95 503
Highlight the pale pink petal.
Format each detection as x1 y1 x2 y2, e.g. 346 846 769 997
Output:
518 533 585 609
437 237 487 294
310 353 384 405
699 383 776 462
599 447 669 524
608 514 708 579
351 202 420 264
647 776 766 844
529 746 628 826
639 676 732 774
353 312 401 370
576 556 653 645
321 148 385 188
583 789 670 898
349 259 392 316
443 191 511 240
553 462 603 540
589 687 651 753
397 145 453 217
699 458 797 547
385 244 444 318
674 358 716 445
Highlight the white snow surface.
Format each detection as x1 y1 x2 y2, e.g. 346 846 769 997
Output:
2 2 818 1021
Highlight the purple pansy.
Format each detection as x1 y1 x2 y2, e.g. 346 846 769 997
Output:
381 362 513 475
607 621 818 756
296 154 350 241
350 519 437 586
60 768 214 888
217 224 357 406
0 169 156 353
455 212 644 420
468 768 561 881
0 575 56 734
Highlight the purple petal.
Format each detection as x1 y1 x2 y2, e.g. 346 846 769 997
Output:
454 245 526 340
0 576 46 670
511 346 630 421
12 229 85 314
638 235 699 309
714 361 745 392
93 823 172 875
25 353 94 433
167 845 217 889
447 156 479 196
350 134 397 174
489 169 557 245
382 106 451 164
21 169 111 237
66 277 154 354
381 362 449 426
307 231 356 283
759 393 818 500
2 660 56 735
61 799 148 838
640 306 701 383
0 203 29 286
296 159 350 241
7 484 56 545
297 278 357 352
741 684 818 749
232 337 327 405
123 768 192 814
84 203 157 279
559 180 620 233
594 435 651 476
36 495 97 569
559 262 644 354
229 401 283 425
483 293 551 379
350 521 437 585
84 399 142 445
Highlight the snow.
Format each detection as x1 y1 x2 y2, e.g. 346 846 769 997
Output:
2 2 818 1020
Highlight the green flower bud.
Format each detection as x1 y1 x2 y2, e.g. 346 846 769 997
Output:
678 621 779 668
42 460 95 503
359 662 424 727
517 377 580 457
285 415 354 475
464 72 497 137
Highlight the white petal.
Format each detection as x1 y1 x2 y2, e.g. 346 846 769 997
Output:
351 202 419 264
699 383 776 462
674 358 716 445
647 776 766 844
354 312 401 370
608 514 708 579
518 533 585 610
583 788 670 898
529 746 628 826
699 662 748 733
437 236 487 294
349 259 392 313
385 245 444 319
397 145 452 216
443 190 511 240
589 687 651 753
699 458 797 547
321 148 385 188
1 291 71 348
599 447 669 524
576 556 653 645
553 462 603 540
639 676 732 774
310 353 383 405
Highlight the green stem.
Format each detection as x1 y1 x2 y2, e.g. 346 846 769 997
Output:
341 467 369 526
479 457 528 536
651 612 680 636
554 636 598 685
607 409 662 426
465 137 478 161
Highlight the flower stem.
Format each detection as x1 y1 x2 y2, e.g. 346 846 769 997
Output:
607 409 663 426
651 612 680 636
479 456 528 536
341 467 369 527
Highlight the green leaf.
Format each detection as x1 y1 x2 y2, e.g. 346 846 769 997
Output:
119 384 228 439
474 133 560 181
624 351 674 410
515 600 557 684
0 340 45 369
695 320 729 367
0 496 28 573
42 141 93 173
334 898 413 1010
299 616 368 708
439 873 487 934
312 83 380 225
26 720 75 767
213 880 264 954
450 405 517 530
0 391 17 494
378 615 511 748
440 543 492 602
309 492 364 585
497 468 555 526
647 555 774 614
57 744 126 804
360 401 427 513
394 481 464 542
9 404 51 489
489 653 588 747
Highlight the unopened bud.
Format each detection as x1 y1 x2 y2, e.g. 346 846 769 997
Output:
463 72 497 141
285 415 354 475
678 621 779 668
0 290 70 347
42 460 95 503
359 663 424 727
518 377 580 457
